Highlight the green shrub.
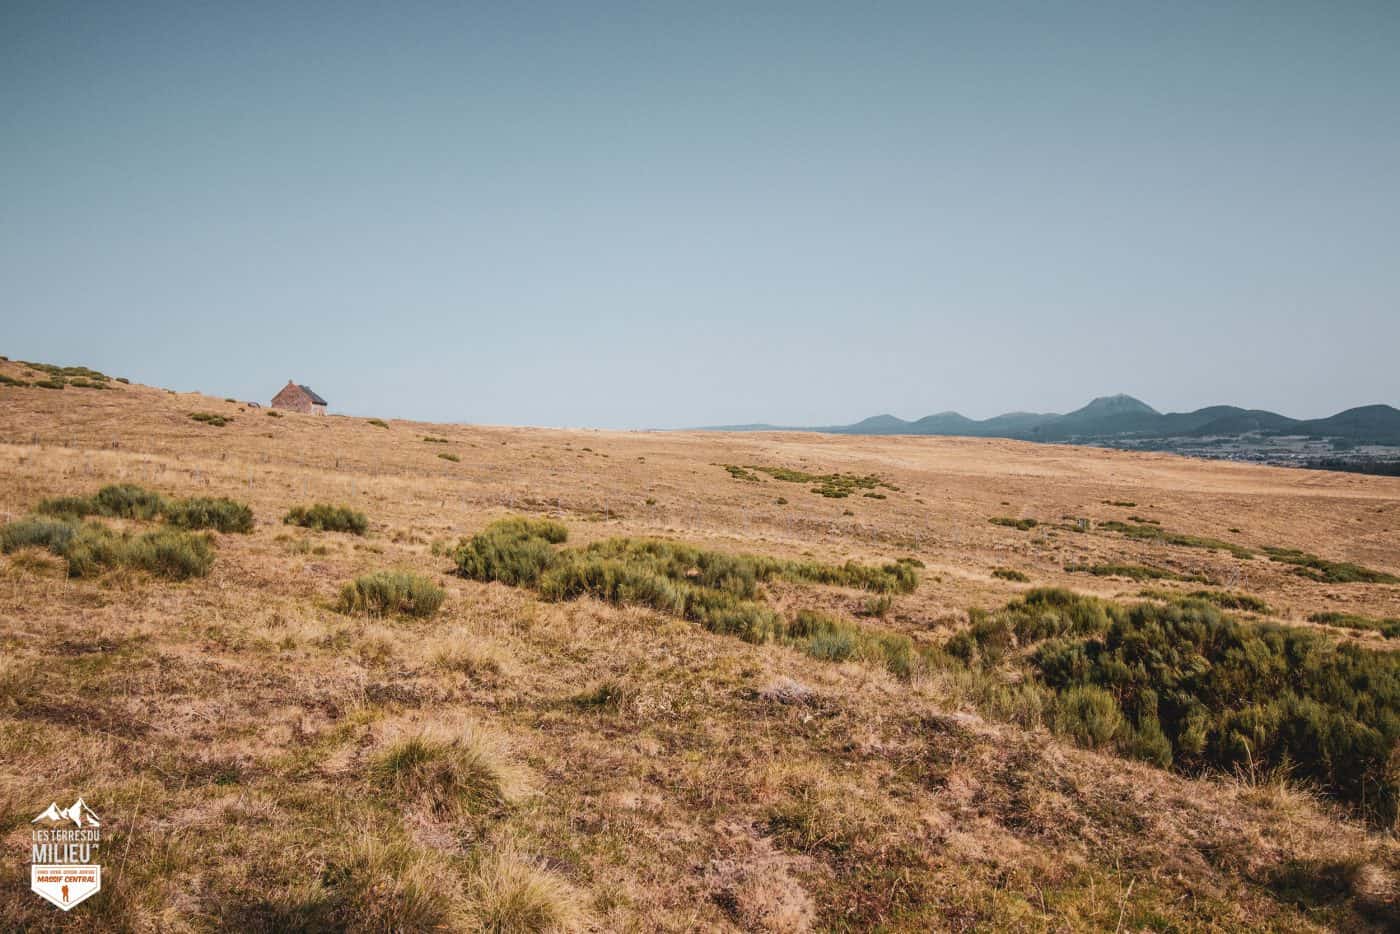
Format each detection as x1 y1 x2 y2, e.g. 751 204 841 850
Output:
1052 685 1124 749
266 410 282 418
992 567 1029 582
1263 547 1398 584
35 485 254 533
423 436 451 444
58 523 215 579
367 418 389 429
189 412 231 427
1 517 76 555
453 519 920 668
989 517 1037 531
338 571 445 618
1308 611 1400 639
162 497 254 533
33 378 65 390
0 374 27 387
438 452 460 462
284 504 369 535
1066 562 1182 582
1099 520 1253 559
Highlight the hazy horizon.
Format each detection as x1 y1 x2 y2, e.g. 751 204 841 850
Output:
4 2 1397 427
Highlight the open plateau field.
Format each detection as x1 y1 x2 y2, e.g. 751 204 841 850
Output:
1 357 1398 932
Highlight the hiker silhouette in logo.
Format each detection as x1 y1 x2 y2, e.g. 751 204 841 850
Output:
62 884 69 903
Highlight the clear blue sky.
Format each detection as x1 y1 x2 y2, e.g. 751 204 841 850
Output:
3 1 1397 426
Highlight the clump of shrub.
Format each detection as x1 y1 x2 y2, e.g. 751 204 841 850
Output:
1 518 76 555
992 567 1029 582
1308 611 1400 639
33 379 66 390
452 518 920 667
266 410 283 418
438 452 460 463
162 497 254 533
1099 520 1253 559
36 484 253 532
338 570 444 618
1263 546 1398 584
189 412 231 427
989 517 1037 531
423 436 451 444
722 464 760 482
3 516 215 579
0 374 27 387
367 418 389 428
284 504 369 535
1065 561 1189 582
1140 588 1271 614
948 588 1400 822
749 465 896 498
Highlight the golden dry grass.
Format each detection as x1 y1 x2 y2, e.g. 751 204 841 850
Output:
1 359 1398 930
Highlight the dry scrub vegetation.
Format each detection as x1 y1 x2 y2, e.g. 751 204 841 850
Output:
1 357 1399 931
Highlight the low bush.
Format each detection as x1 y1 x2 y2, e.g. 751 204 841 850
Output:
0 374 27 387
438 452 460 462
284 504 369 535
189 412 231 427
423 436 451 444
4 517 216 579
989 517 1037 531
1 518 76 555
1308 611 1400 639
266 410 283 418
1066 562 1188 582
1139 588 1272 614
1263 547 1398 584
162 497 254 533
338 571 444 618
992 567 1029 582
950 588 1400 822
36 485 254 533
1099 520 1253 559
454 518 921 667
367 418 389 429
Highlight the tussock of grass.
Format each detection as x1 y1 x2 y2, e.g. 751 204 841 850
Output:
318 837 465 931
1263 547 1398 584
989 516 1037 531
432 635 509 679
338 570 444 618
992 567 1029 582
372 728 524 817
284 503 369 535
438 452 460 462
367 418 388 428
470 842 584 933
423 436 451 444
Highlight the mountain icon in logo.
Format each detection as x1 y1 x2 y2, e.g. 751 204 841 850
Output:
31 798 101 829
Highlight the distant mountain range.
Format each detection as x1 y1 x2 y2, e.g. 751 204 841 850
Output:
703 395 1400 447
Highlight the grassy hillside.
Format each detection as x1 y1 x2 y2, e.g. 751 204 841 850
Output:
1 356 1399 930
